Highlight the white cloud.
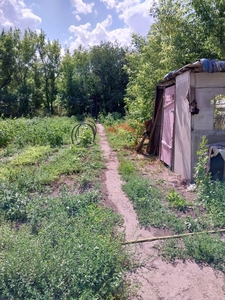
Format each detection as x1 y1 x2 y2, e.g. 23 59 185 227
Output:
68 15 132 51
100 0 117 9
71 0 94 15
118 0 154 36
75 15 81 21
99 0 154 37
0 0 41 31
67 1 154 51
115 0 153 35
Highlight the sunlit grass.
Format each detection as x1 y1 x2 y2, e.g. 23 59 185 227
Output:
10 145 53 166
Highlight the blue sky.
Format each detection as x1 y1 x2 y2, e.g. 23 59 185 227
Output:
0 0 154 51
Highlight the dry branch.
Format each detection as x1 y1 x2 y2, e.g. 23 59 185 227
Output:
122 229 225 245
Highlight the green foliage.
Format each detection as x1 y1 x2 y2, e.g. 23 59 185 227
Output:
122 175 186 233
58 48 93 116
105 121 138 152
0 191 130 299
0 183 28 221
10 145 52 165
99 112 123 126
0 145 103 191
194 135 210 188
124 35 157 123
119 159 136 179
158 233 225 273
0 116 72 150
166 188 188 212
75 124 95 147
90 42 128 116
194 136 225 227
0 117 15 147
192 0 225 58
0 117 103 192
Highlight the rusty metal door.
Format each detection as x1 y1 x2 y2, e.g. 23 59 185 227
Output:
160 85 175 167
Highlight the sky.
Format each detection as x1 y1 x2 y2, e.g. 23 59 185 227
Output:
0 0 154 51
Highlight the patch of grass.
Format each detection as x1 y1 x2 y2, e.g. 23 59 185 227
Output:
0 191 131 299
118 159 137 178
0 116 74 150
10 145 53 166
0 142 104 192
106 121 138 151
122 175 186 233
0 182 29 222
157 233 225 272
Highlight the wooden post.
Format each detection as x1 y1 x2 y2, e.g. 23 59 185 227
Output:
146 94 164 153
136 121 152 153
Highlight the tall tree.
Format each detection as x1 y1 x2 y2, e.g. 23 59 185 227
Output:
0 28 21 116
124 0 222 123
59 47 95 116
37 31 61 115
0 28 19 90
14 29 38 115
89 42 128 116
191 0 225 58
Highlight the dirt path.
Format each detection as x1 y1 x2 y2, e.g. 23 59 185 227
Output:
97 123 225 300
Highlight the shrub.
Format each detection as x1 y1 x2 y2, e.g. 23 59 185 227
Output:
0 183 29 221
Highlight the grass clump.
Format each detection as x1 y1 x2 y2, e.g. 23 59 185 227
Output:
106 122 138 151
0 143 103 192
166 189 189 212
194 136 225 228
0 183 29 222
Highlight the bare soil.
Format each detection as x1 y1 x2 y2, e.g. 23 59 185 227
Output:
97 123 225 300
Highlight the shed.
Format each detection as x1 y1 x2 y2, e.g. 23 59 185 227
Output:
148 59 225 182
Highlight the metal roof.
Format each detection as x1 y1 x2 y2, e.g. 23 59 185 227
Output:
162 59 225 82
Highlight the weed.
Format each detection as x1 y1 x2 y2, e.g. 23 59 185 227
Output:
76 124 95 147
0 198 130 299
122 175 186 233
0 183 29 221
10 145 52 166
119 159 136 178
166 189 188 212
106 121 137 151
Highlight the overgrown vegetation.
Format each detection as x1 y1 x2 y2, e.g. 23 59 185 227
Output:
0 117 132 300
105 121 225 275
